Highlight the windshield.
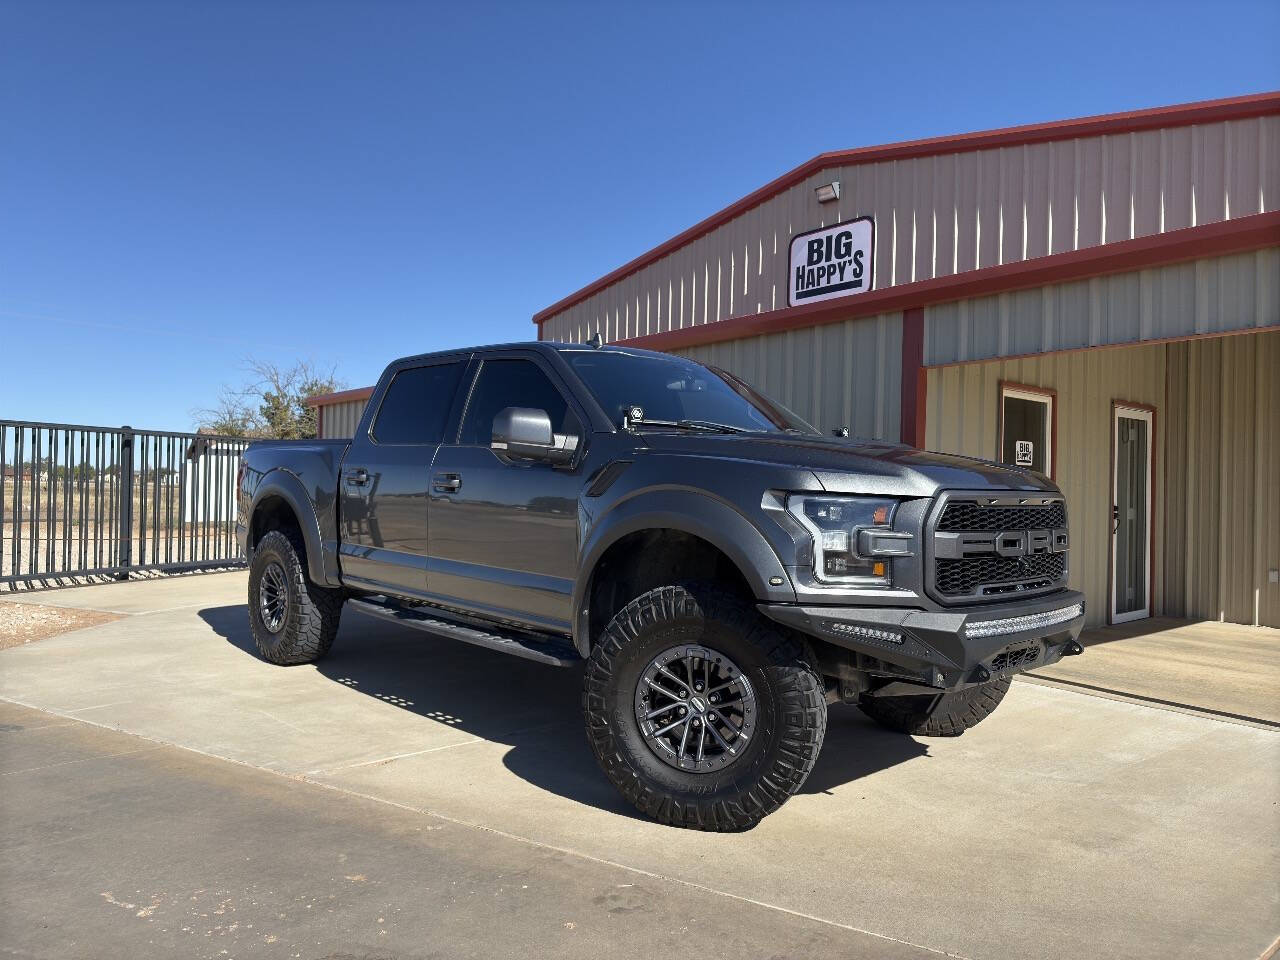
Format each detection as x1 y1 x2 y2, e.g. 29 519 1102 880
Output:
564 349 818 435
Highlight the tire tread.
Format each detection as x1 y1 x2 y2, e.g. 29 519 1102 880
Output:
583 583 825 832
249 529 343 665
857 676 1011 737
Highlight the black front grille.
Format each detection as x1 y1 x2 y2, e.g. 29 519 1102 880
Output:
991 644 1041 673
937 501 1066 532
936 553 1066 596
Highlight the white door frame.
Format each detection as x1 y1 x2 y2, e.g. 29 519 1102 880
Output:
1110 404 1153 624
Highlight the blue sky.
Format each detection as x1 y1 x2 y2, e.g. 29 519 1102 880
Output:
3 0 1277 431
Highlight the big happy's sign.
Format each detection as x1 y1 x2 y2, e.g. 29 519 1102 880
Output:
788 216 875 307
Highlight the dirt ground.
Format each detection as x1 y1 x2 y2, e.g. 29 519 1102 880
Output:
0 599 123 649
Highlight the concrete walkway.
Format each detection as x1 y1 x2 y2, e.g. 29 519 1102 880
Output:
2 572 1278 960
1029 616 1280 725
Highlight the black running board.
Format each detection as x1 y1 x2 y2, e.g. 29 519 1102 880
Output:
347 596 581 667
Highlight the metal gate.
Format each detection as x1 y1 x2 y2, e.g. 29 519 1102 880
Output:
1 420 250 588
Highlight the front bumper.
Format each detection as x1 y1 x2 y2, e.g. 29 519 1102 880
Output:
759 590 1086 693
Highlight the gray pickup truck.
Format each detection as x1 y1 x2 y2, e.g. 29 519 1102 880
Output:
236 341 1085 830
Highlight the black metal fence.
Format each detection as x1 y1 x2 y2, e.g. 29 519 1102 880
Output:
1 420 250 588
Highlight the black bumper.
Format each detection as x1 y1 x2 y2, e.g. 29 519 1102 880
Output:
758 590 1086 693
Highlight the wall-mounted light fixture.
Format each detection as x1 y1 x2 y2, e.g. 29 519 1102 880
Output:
814 181 841 204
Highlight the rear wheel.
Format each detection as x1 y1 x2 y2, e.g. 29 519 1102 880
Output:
584 583 825 831
857 677 1011 737
248 529 343 665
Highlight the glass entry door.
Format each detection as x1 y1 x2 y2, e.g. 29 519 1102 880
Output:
1111 405 1153 623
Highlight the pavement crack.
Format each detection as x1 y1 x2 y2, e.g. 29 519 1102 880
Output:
64 700 135 714
2 746 163 777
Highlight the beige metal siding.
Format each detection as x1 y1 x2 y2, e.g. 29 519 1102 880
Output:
674 312 902 440
318 399 367 439
924 248 1279 365
926 329 1278 628
542 115 1280 344
925 345 1168 628
1255 332 1280 628
1163 330 1279 626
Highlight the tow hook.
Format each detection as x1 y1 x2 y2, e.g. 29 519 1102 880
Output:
970 665 992 683
1063 639 1084 656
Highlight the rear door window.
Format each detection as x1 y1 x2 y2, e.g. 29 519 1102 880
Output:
372 362 465 444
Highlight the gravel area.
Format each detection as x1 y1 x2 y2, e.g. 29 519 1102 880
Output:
0 600 123 649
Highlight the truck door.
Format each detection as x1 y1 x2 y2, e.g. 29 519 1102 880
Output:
338 357 468 596
426 352 585 633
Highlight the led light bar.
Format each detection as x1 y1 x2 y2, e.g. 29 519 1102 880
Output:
827 621 904 645
964 602 1084 639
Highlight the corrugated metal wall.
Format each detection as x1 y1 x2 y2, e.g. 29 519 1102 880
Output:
674 312 902 440
1163 330 1279 627
925 330 1278 628
924 248 1279 365
541 114 1280 344
925 344 1169 628
318 399 367 439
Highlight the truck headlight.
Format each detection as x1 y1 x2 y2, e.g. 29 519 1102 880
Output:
787 495 899 586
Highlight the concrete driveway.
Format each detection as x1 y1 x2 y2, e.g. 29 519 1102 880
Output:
2 572 1277 960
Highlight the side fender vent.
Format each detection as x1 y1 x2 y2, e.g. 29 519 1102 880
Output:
586 460 633 497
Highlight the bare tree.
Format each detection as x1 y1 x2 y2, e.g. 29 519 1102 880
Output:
194 360 344 439
196 390 257 437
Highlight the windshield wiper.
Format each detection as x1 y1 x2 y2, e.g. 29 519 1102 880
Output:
632 417 751 434
678 419 752 434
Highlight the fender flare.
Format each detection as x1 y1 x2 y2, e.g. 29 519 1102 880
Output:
246 470 338 587
571 489 796 656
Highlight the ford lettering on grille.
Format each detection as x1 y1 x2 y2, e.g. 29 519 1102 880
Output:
929 495 1069 603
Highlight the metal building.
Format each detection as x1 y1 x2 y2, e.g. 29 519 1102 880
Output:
534 93 1280 629
308 386 373 442
309 92 1280 629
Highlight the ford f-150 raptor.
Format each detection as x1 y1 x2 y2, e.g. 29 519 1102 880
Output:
237 341 1085 830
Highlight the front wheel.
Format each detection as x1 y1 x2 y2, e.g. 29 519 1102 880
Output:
583 584 826 831
857 677 1011 737
248 529 344 665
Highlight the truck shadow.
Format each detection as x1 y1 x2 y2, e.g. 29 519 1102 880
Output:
199 604 926 819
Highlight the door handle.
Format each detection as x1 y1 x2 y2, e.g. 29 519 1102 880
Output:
433 473 461 492
346 468 369 486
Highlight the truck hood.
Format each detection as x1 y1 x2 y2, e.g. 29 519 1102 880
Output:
636 432 1058 498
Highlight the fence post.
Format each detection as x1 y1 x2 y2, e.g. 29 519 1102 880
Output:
116 425 134 580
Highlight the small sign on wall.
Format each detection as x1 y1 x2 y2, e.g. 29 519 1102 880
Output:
1015 440 1034 466
788 216 875 307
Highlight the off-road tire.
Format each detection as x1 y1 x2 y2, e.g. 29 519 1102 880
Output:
248 529 343 665
857 677 1011 737
584 583 826 831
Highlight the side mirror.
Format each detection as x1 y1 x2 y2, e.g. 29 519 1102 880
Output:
491 407 578 465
